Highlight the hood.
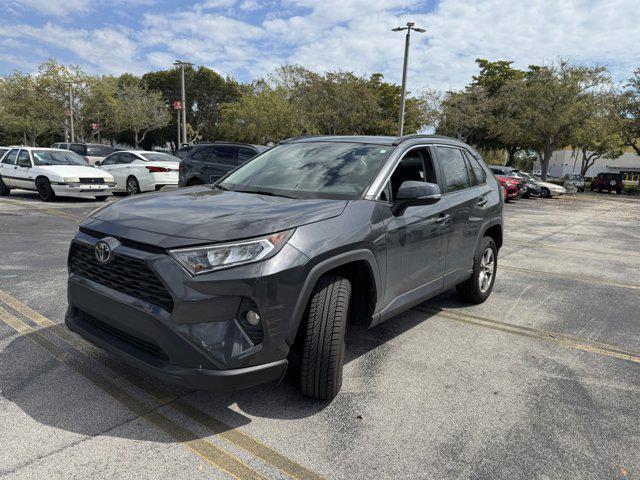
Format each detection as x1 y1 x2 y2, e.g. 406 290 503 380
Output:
88 186 348 245
536 180 564 190
39 165 110 178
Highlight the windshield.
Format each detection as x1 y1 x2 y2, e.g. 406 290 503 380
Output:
141 152 179 162
521 172 536 181
32 150 87 166
219 141 394 199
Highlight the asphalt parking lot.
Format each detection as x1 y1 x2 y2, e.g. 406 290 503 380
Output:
0 190 638 479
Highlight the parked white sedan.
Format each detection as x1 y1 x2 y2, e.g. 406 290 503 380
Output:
96 150 180 195
0 147 115 201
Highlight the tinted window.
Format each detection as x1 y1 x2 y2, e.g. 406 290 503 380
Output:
213 146 238 166
221 141 393 199
465 151 486 184
2 149 19 165
189 146 216 161
17 150 32 167
116 153 135 164
87 145 116 157
387 148 437 201
437 147 471 193
174 146 192 159
101 153 118 165
237 147 257 163
68 144 86 155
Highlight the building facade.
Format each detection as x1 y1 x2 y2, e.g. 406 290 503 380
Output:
535 149 640 183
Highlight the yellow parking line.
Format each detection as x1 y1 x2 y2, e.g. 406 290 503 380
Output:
0 288 324 480
499 265 640 290
418 307 640 364
0 304 268 480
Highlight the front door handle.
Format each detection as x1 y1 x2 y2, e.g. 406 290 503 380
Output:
435 214 450 223
477 198 488 207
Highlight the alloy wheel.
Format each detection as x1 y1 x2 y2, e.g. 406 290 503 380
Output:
478 248 495 293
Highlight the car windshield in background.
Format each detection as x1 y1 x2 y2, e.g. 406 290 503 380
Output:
141 152 180 162
566 174 582 180
32 150 87 166
219 141 394 199
86 145 116 157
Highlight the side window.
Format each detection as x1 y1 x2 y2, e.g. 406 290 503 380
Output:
101 154 118 166
2 149 19 165
190 146 217 162
68 144 85 155
466 152 487 184
237 147 257 164
117 153 134 164
213 146 238 166
17 150 32 168
385 147 437 202
437 146 471 193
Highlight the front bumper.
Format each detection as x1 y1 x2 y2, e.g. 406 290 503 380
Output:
53 183 116 198
65 226 310 390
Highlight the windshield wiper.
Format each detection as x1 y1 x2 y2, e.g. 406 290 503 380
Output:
233 189 296 199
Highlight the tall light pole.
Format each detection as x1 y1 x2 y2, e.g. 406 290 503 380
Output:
68 82 75 143
174 60 192 146
392 22 425 137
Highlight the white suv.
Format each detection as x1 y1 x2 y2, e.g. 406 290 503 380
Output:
0 147 116 201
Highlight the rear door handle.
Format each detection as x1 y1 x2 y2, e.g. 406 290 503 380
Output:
477 198 488 207
435 214 450 223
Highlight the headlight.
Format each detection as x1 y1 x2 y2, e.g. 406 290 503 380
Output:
169 229 294 275
103 177 112 182
63 177 80 183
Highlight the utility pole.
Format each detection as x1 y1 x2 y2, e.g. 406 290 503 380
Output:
392 22 425 137
68 82 75 143
174 60 192 145
176 106 181 148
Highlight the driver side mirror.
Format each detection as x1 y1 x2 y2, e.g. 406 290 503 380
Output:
392 181 441 215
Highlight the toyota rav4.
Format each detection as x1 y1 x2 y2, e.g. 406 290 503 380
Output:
65 135 503 400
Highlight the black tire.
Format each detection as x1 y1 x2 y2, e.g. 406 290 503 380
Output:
126 176 140 195
298 274 352 401
0 176 10 196
35 177 55 201
95 196 109 201
187 178 203 187
456 236 497 304
540 187 550 198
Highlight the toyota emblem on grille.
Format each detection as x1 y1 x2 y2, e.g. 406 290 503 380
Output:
94 241 112 264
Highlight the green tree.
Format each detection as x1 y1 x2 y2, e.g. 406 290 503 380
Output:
112 79 171 148
620 68 640 157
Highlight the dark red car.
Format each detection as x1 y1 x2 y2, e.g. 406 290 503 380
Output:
590 173 623 194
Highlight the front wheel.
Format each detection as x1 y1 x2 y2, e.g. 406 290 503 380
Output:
36 177 55 201
540 187 550 198
298 274 352 401
0 176 10 196
456 236 497 304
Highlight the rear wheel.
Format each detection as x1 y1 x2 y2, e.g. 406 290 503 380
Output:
0 176 10 196
540 187 550 198
298 274 351 401
456 236 497 304
36 177 55 201
187 178 203 187
126 176 140 195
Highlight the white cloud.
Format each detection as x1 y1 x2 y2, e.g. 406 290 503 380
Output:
2 0 639 92
3 0 156 17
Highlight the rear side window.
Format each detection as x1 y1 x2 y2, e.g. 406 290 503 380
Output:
68 144 86 155
464 151 487 184
174 146 192 159
437 147 471 193
213 146 238 166
237 147 257 163
2 149 19 165
17 150 32 167
189 146 217 162
87 145 115 157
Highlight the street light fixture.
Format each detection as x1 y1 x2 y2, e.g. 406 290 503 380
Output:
392 22 426 137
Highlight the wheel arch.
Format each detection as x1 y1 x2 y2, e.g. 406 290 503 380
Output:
483 222 503 250
286 249 381 345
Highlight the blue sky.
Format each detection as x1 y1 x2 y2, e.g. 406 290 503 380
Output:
1 0 639 92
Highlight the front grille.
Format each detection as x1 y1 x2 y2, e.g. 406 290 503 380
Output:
78 309 167 360
79 178 105 184
78 227 167 254
70 242 174 312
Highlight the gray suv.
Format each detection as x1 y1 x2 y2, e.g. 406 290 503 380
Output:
65 135 503 400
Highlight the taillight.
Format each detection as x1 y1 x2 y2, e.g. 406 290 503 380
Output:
145 166 170 173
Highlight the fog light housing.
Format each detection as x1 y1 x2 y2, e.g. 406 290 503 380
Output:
174 319 255 364
245 310 260 326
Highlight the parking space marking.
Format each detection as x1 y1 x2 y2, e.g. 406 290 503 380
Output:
499 265 640 290
0 288 325 480
418 307 640 364
0 304 268 480
506 240 640 258
0 198 84 223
